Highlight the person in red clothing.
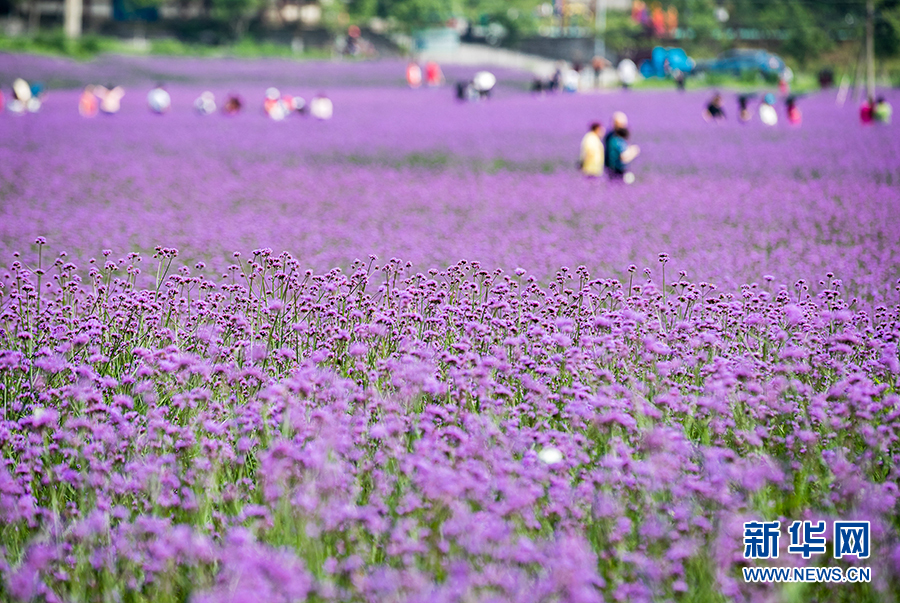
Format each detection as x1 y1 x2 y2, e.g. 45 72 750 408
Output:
425 61 444 86
786 96 802 125
860 96 874 124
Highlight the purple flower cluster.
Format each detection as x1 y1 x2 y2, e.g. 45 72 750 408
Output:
0 55 899 602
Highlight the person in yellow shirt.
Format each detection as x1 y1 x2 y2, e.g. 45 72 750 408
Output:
874 97 892 124
579 122 604 177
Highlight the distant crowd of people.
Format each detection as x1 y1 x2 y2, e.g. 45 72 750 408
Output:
404 60 498 103
532 58 637 94
4 78 334 120
406 60 445 89
702 91 891 127
5 66 892 194
703 92 801 126
579 87 892 184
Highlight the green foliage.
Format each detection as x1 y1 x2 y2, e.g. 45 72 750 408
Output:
876 0 900 57
668 0 719 42
0 30 116 59
457 0 539 31
604 10 644 56
346 0 540 34
347 0 379 21
210 0 267 36
722 0 900 63
0 31 333 59
126 0 167 11
346 0 449 28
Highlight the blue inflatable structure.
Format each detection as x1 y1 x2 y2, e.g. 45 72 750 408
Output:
639 46 695 78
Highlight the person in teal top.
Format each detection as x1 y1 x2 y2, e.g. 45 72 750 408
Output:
603 111 641 183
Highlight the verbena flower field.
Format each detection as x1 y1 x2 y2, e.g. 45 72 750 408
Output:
1 54 900 602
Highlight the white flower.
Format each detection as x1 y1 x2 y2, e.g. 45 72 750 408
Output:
538 447 563 465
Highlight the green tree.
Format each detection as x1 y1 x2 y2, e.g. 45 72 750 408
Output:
721 0 900 63
667 0 718 43
603 10 644 56
211 0 266 37
875 0 900 57
345 0 448 28
346 0 540 34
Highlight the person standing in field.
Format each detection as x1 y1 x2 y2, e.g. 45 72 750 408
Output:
222 94 242 115
79 85 99 117
472 71 497 99
310 94 333 120
604 111 640 184
758 93 778 126
147 83 171 114
10 78 37 114
617 59 637 90
738 94 754 122
703 93 725 122
860 97 874 123
591 55 609 89
874 97 892 124
194 91 216 115
406 61 423 88
264 87 287 120
579 122 604 178
785 95 802 125
425 61 444 87
96 85 125 115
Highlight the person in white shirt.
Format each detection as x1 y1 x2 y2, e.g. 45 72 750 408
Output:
148 83 171 114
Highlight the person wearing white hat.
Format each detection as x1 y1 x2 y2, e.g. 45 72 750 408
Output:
472 71 496 99
603 111 641 184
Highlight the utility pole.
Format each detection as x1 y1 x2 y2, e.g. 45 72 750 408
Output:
866 0 875 99
594 0 606 58
64 0 83 39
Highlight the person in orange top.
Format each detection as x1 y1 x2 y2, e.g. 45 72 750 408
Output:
665 6 678 35
651 3 665 36
79 85 99 117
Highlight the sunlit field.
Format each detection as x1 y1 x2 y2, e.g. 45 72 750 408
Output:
1 54 899 603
